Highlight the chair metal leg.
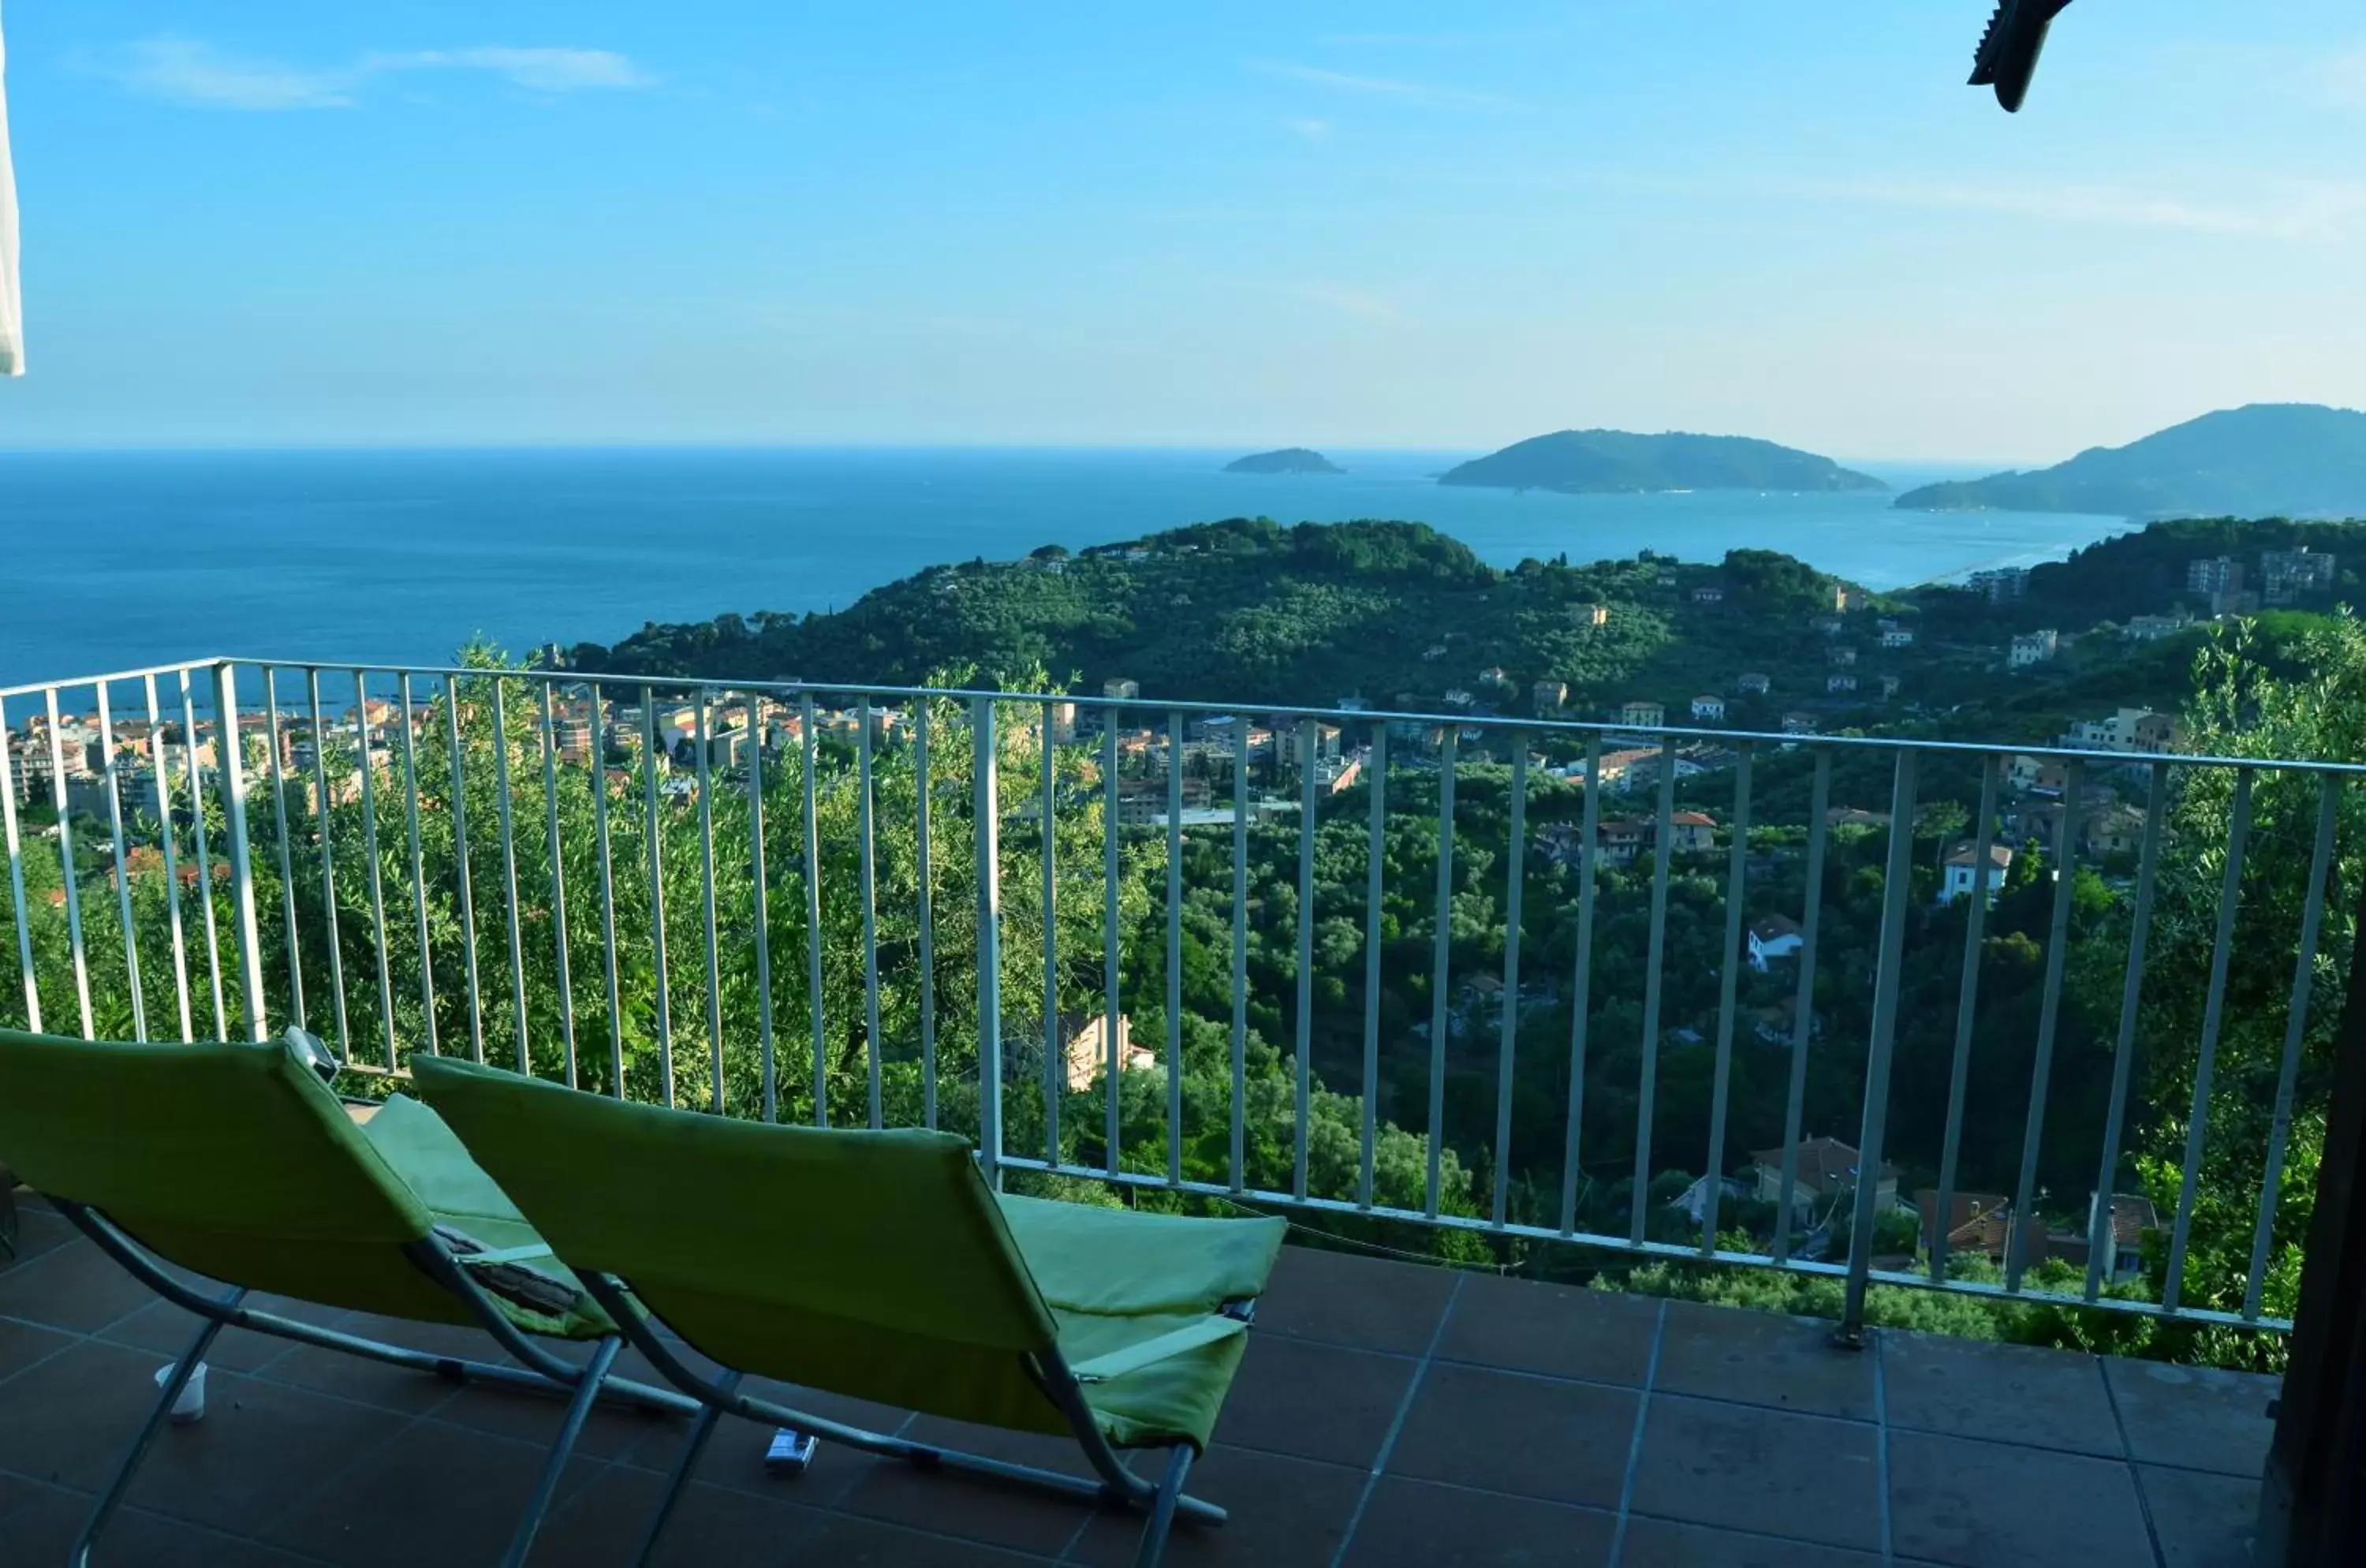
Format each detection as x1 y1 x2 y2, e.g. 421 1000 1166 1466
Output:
1130 1447 1193 1568
72 1290 244 1567
629 1371 741 1568
497 1337 622 1568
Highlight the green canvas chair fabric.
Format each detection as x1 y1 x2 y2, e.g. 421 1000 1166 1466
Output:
0 1027 603 1338
409 1055 1285 1450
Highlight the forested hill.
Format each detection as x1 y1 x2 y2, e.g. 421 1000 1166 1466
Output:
569 518 1860 708
1439 430 1886 495
1977 516 2364 627
1893 404 2366 517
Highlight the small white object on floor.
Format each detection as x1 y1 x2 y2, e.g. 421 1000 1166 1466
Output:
764 1428 816 1473
156 1361 207 1424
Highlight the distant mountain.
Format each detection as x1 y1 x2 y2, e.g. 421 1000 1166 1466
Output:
1223 447 1342 475
1438 430 1886 495
1892 404 2366 517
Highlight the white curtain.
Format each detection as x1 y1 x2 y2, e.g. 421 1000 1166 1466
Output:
0 1 21 377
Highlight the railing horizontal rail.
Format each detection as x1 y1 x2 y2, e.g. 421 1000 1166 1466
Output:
21 654 2356 777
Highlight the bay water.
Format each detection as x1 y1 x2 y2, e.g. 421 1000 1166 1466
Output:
1 446 2125 688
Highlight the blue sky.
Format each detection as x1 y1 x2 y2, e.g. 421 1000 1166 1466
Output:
2 2 2362 459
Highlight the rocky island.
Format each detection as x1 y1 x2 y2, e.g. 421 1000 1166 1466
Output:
1437 429 1886 495
1222 447 1343 475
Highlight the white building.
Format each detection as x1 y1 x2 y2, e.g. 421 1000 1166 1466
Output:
2009 629 2060 668
2262 547 2337 604
1748 914 1804 971
1940 842 2013 905
1967 566 2030 603
1690 695 1726 722
1879 629 1916 649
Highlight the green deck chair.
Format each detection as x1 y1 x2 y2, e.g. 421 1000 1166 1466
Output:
409 1055 1287 1568
0 1028 698 1568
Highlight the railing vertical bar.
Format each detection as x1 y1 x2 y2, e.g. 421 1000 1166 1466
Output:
588 681 622 1097
694 690 725 1111
0 695 41 1035
95 682 148 1041
1163 711 1185 1187
303 669 346 1056
1841 752 1920 1337
144 674 192 1041
1701 741 1754 1250
2245 775 2341 1321
916 702 937 1129
1558 733 1603 1236
640 689 674 1107
1827 756 1921 1334
860 696 883 1130
1230 715 1251 1194
2088 759 2170 1303
489 680 531 1074
1491 736 1529 1228
800 693 824 1125
42 688 95 1037
1931 753 2002 1282
1039 700 1058 1157
349 672 397 1068
973 696 1005 1187
211 664 268 1040
2163 768 2253 1310
1771 749 1833 1267
538 683 578 1088
394 674 436 1059
181 671 226 1038
1629 738 1678 1246
1425 724 1459 1219
1103 712 1122 1175
2007 758 2084 1294
748 690 775 1121
444 678 485 1062
263 669 307 1033
1360 724 1388 1211
1295 718 1319 1204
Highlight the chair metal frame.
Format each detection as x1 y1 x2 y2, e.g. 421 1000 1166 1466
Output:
573 1269 1230 1568
47 1198 700 1568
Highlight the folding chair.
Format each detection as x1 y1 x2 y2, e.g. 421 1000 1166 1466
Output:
409 1055 1287 1568
0 1028 698 1567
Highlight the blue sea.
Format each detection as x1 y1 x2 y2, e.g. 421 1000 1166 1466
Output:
0 447 2130 689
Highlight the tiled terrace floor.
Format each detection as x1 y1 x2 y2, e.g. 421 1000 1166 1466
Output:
1 1194 2276 1567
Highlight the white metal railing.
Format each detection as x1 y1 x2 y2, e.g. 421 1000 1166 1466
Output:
2 655 2359 1337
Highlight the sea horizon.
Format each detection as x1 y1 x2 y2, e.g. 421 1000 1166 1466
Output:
2 445 2123 689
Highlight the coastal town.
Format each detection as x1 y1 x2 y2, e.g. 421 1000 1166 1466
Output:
2 538 2331 906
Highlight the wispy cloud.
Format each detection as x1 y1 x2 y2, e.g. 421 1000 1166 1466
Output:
1281 117 1332 140
1780 174 2366 241
364 47 652 92
109 39 355 110
2323 46 2366 110
1297 282 1403 323
1316 33 1488 48
103 37 654 111
1247 59 1522 112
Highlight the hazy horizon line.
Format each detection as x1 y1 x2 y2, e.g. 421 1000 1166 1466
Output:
0 439 2036 472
